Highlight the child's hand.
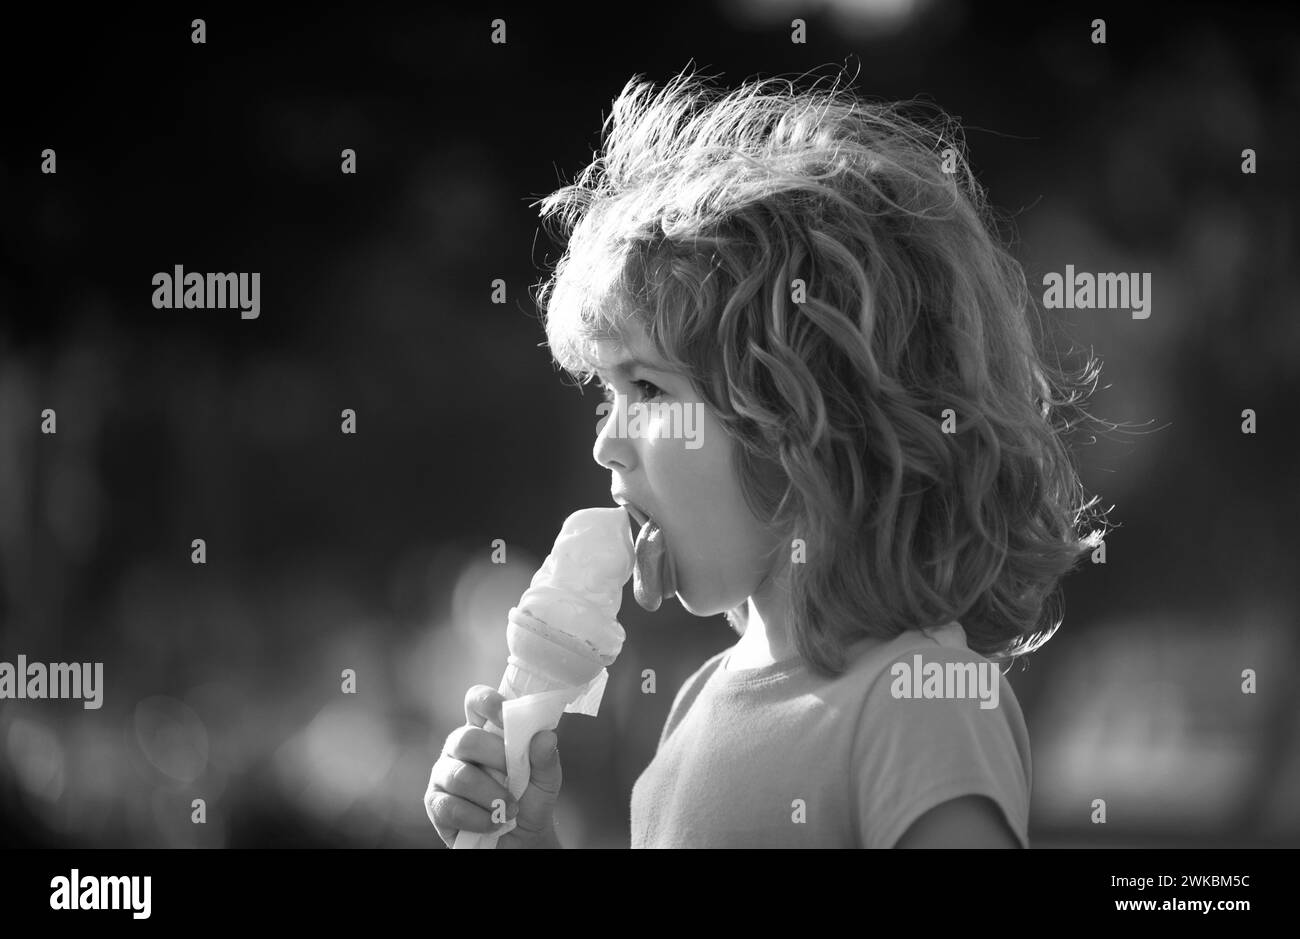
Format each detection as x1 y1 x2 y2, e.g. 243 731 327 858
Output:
424 684 564 849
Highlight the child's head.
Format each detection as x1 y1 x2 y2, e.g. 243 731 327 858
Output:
584 319 789 626
533 68 1110 677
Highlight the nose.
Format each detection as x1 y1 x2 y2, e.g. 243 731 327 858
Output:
592 396 636 472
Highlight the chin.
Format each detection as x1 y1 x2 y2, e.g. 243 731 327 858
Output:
675 592 710 617
675 590 733 619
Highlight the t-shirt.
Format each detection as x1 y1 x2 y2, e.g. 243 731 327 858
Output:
629 621 1032 848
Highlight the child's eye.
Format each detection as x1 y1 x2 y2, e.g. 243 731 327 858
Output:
599 380 665 403
632 380 664 402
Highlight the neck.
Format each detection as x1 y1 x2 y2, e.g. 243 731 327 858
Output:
737 564 794 665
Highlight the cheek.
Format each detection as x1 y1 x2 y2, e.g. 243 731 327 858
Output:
652 411 753 561
677 495 762 582
672 516 773 615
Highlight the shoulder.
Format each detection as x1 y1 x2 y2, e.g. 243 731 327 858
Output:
846 621 1032 848
844 621 1023 718
836 622 990 706
848 620 1029 759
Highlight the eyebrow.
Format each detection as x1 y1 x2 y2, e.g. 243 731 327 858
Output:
594 357 672 380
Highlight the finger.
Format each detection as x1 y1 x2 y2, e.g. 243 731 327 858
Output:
425 767 457 845
430 751 514 813
421 764 512 837
442 725 508 775
464 685 505 729
425 766 456 845
426 788 512 843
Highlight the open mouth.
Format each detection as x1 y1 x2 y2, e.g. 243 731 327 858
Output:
613 495 676 610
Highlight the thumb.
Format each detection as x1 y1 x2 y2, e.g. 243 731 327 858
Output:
516 730 562 825
529 730 561 782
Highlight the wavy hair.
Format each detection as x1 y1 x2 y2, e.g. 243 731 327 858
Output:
531 66 1113 678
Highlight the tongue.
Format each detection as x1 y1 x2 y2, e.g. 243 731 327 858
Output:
633 518 675 611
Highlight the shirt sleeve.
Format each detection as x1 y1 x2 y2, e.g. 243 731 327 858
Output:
851 646 1032 848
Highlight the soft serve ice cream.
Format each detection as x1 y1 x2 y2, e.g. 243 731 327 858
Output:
504 508 635 692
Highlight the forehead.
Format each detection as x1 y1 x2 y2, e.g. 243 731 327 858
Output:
588 327 670 376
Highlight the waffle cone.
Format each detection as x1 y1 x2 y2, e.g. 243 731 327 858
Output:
503 607 605 696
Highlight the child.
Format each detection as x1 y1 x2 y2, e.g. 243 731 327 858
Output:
426 67 1109 848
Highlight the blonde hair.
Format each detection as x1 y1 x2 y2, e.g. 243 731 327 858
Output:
532 67 1112 678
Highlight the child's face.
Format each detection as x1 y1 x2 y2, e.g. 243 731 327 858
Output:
591 325 781 617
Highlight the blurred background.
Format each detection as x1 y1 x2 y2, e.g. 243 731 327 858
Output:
1 1 1297 848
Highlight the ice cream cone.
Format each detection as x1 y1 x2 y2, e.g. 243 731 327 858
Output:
452 507 634 850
